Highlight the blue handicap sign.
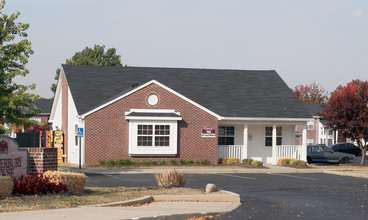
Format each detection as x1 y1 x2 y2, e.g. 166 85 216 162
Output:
77 128 84 137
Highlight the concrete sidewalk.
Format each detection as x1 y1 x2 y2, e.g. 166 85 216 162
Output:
0 202 241 220
0 191 241 220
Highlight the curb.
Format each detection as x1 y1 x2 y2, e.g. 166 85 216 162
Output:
94 190 240 207
152 190 240 202
323 170 368 179
90 190 241 220
134 202 242 220
94 196 154 207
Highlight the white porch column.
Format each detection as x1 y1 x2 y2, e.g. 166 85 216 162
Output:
302 124 307 162
272 124 277 164
242 124 248 160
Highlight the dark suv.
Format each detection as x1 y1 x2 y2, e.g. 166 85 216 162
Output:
329 143 361 156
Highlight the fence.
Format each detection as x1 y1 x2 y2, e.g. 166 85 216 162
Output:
218 145 243 160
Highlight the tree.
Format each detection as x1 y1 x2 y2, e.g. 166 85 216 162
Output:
0 0 39 134
319 80 368 165
293 82 329 103
51 44 123 94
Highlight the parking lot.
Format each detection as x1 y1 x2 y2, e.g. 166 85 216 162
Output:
86 172 368 219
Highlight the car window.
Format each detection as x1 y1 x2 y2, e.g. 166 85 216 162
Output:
321 146 332 152
312 146 322 153
346 143 356 149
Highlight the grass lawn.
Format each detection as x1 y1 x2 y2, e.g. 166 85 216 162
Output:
0 187 205 213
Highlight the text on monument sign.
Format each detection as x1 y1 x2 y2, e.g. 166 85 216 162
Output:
0 136 28 177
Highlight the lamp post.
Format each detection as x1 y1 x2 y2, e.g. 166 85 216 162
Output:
333 124 338 144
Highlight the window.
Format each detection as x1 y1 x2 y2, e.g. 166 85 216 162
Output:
137 125 170 147
307 138 314 145
129 120 178 156
265 126 282 147
328 130 333 135
276 127 282 145
265 127 273 146
307 120 314 130
218 126 234 145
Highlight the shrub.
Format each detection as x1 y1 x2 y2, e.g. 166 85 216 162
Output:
277 158 292 166
170 160 178 165
225 158 240 165
106 160 116 165
98 160 106 165
159 161 167 165
116 159 134 165
242 159 254 165
13 174 67 195
251 160 263 167
44 171 87 193
289 159 307 166
0 176 13 198
201 159 211 165
218 158 226 164
188 160 194 165
194 160 201 165
179 159 187 165
155 170 186 188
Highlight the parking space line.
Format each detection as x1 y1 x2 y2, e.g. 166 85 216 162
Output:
267 173 317 180
216 173 257 180
103 173 124 181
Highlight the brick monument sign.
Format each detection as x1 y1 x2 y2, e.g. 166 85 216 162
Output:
0 135 28 177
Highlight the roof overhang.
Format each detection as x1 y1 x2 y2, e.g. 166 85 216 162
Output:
220 117 312 122
125 109 182 121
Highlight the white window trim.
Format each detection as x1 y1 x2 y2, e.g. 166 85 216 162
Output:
129 120 178 156
265 126 282 147
307 120 314 130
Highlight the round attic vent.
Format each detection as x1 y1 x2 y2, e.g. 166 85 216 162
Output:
147 94 159 106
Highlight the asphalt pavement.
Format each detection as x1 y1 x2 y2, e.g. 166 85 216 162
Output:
2 164 368 219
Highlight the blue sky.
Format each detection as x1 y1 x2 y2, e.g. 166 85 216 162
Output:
4 0 368 98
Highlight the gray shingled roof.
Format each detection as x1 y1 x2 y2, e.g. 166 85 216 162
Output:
62 65 311 118
302 103 326 117
34 99 53 114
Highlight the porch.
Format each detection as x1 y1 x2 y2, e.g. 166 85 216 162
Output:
217 122 307 164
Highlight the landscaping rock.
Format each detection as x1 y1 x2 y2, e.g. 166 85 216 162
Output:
206 183 216 193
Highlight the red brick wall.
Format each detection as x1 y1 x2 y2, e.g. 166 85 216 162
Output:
295 119 319 145
28 148 58 174
61 73 68 161
85 83 219 165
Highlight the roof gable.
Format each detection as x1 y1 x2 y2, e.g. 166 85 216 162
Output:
62 65 311 119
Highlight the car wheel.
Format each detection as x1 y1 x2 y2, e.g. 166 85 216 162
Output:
307 156 312 164
339 157 349 164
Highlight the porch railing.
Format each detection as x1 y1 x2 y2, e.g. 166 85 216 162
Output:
218 145 243 160
276 145 304 160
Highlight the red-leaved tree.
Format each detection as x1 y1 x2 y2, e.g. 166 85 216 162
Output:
24 123 50 133
319 80 368 165
293 82 329 103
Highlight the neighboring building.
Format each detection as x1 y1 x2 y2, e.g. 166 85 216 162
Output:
296 103 337 146
30 98 54 125
4 98 53 138
49 65 312 165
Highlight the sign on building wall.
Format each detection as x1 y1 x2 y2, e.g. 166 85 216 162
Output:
201 128 216 138
0 135 28 177
53 131 64 163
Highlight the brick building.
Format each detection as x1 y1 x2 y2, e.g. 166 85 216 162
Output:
295 103 338 146
49 65 311 165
